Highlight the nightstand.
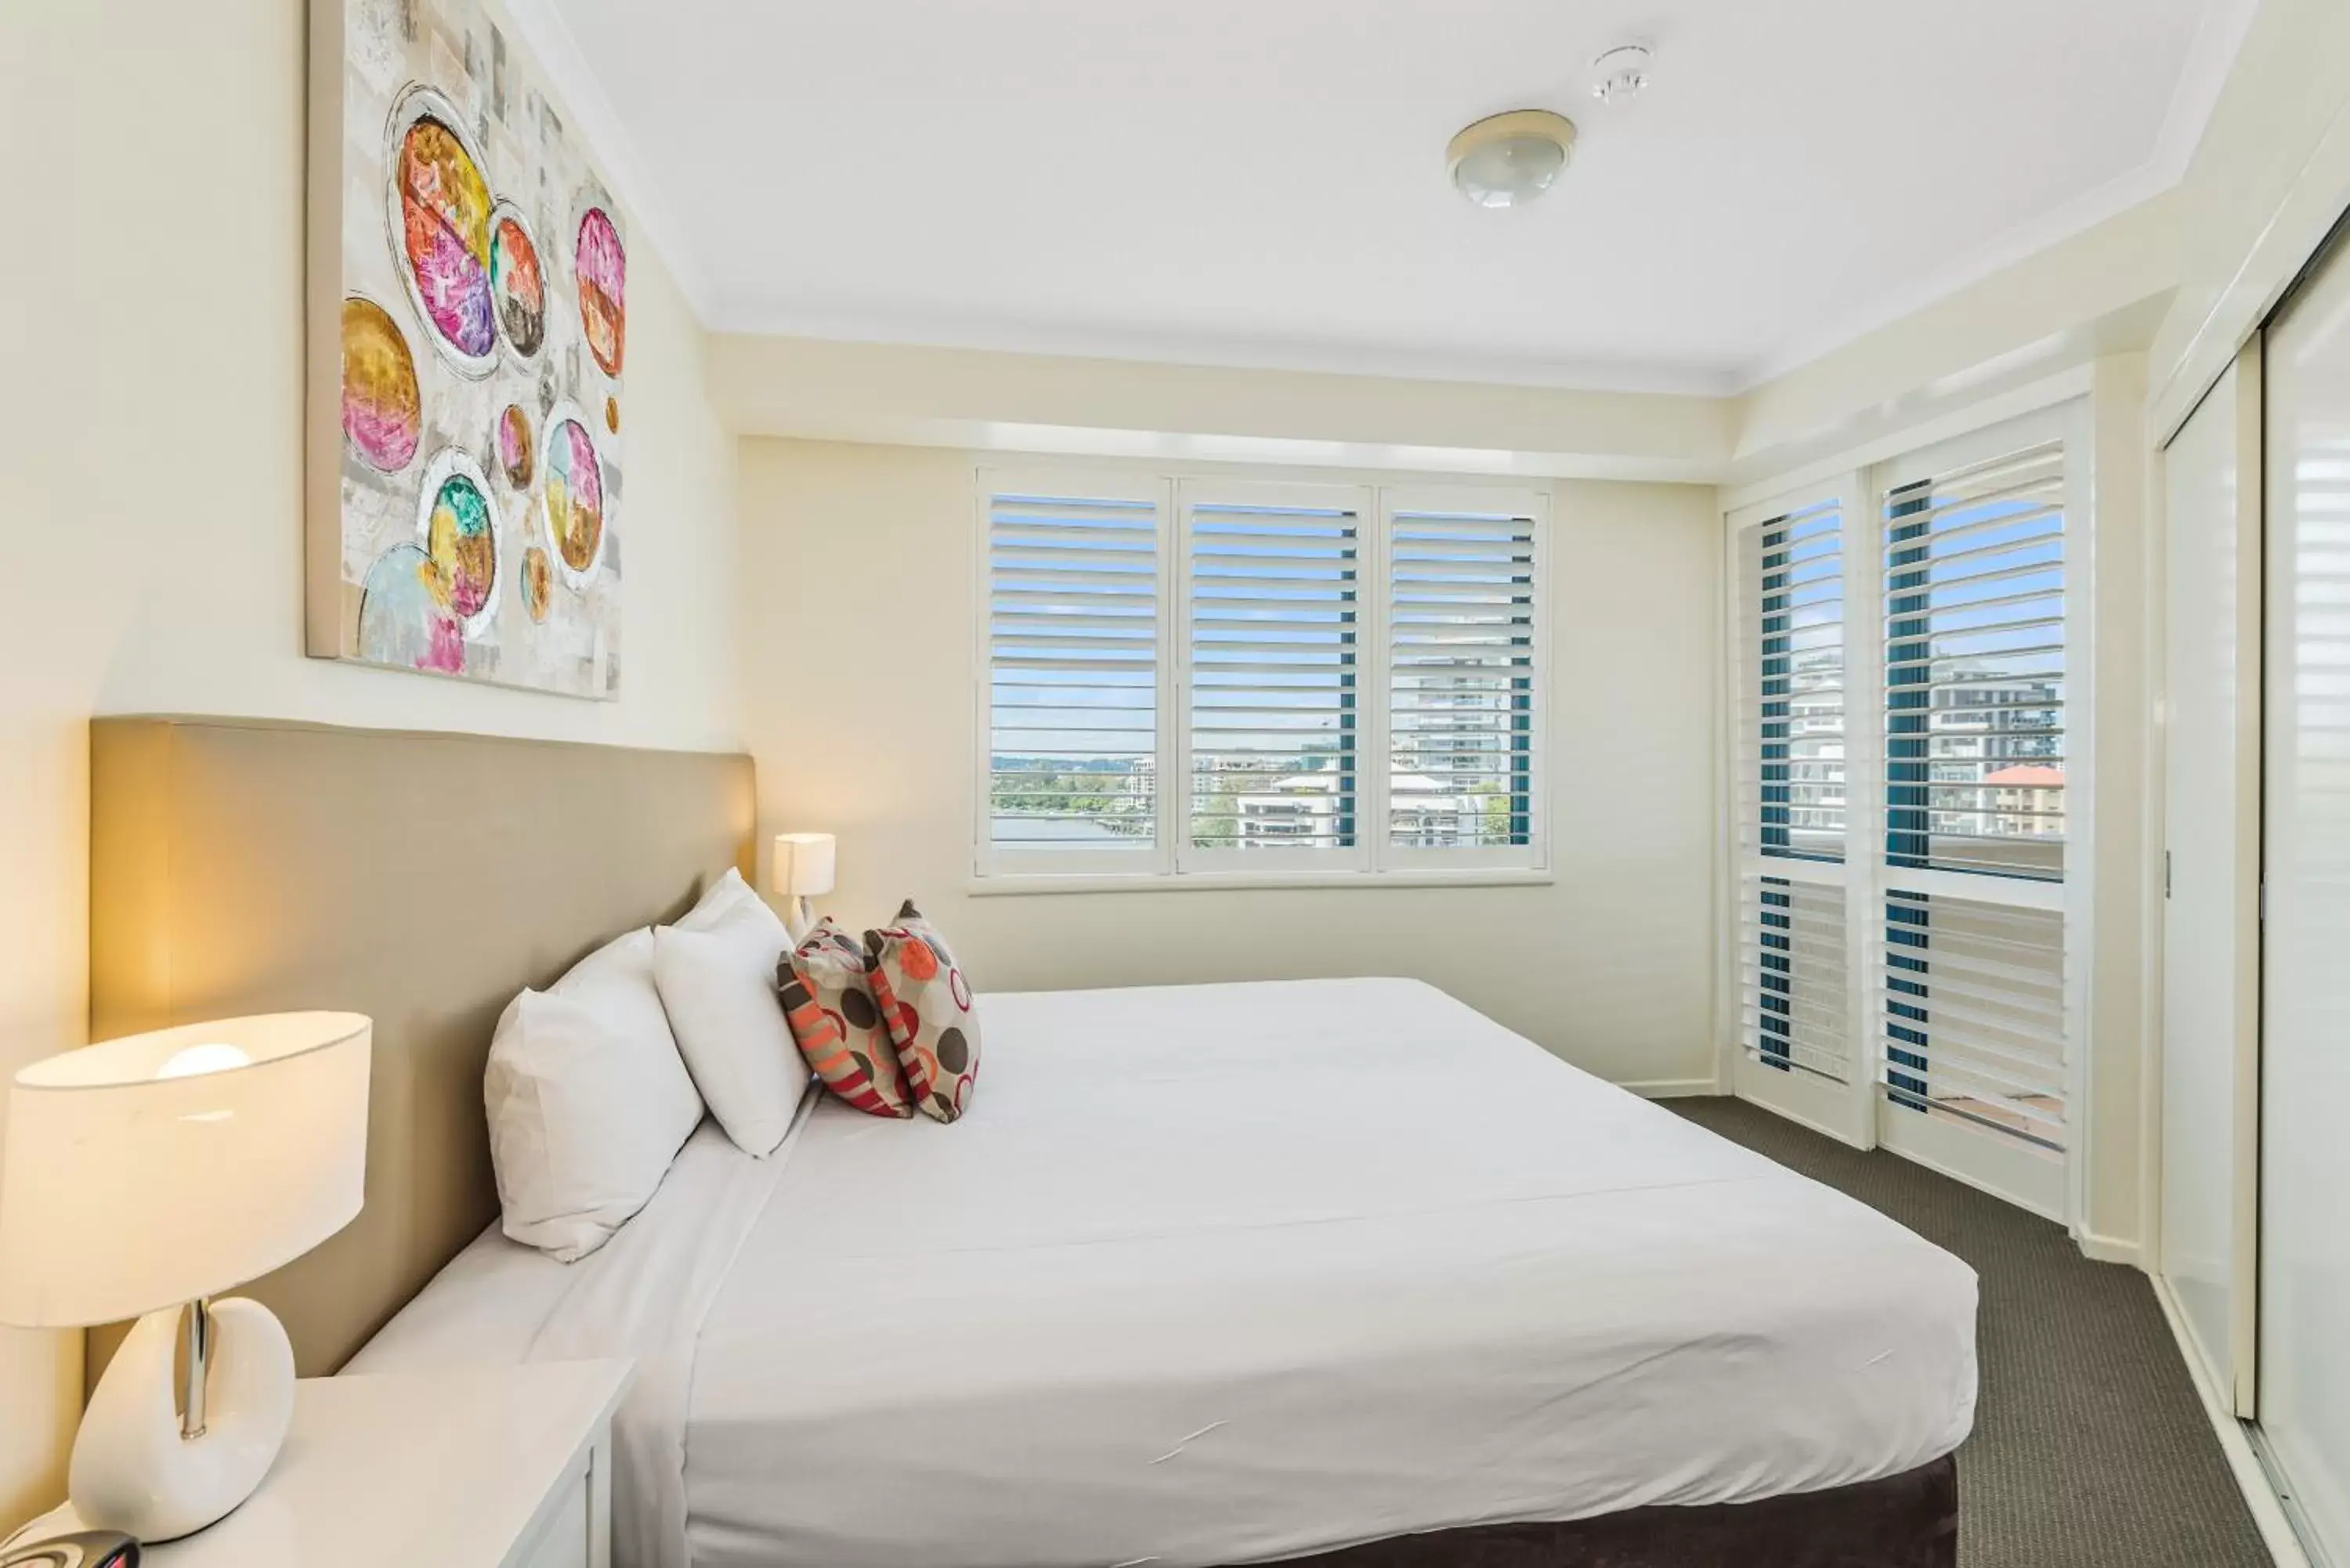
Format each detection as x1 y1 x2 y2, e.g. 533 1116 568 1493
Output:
16 1360 631 1568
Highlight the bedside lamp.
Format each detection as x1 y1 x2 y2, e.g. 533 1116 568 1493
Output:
0 1013 371 1542
772 832 836 941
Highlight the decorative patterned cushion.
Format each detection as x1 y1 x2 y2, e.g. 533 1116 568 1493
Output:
864 901 982 1122
779 919 914 1118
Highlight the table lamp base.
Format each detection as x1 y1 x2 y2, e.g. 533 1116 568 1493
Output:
70 1298 293 1542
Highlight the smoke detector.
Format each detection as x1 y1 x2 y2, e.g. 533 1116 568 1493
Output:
1591 44 1654 106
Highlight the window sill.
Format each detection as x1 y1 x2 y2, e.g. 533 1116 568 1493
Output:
966 868 1556 897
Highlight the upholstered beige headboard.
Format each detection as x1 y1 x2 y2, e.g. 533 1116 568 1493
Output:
85 716 754 1387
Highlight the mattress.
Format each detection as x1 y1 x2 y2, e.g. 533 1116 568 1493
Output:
354 977 1978 1568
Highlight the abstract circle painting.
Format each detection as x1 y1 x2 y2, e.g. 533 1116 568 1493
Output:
414 447 501 634
539 404 606 587
497 404 534 489
388 87 497 374
356 543 462 674
520 545 553 623
573 206 627 378
489 203 546 359
329 15 627 703
340 295 421 471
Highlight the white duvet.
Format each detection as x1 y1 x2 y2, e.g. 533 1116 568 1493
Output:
353 977 1977 1568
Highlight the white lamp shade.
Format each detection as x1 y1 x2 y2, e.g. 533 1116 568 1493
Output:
772 832 837 898
0 1012 371 1328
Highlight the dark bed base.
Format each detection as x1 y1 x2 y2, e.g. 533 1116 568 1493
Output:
1263 1454 1958 1568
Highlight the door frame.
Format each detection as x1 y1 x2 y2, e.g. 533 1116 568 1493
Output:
1719 396 2095 1226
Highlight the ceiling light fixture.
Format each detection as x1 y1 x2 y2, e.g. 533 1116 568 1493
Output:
1591 44 1654 106
1445 109 1578 209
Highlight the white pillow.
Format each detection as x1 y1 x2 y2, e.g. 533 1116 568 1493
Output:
485 928 703 1261
653 921 808 1155
547 927 706 1153
484 968 706 1261
550 926 697 1070
674 866 772 936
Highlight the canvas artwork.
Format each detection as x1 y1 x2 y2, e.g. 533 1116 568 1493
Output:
308 0 625 698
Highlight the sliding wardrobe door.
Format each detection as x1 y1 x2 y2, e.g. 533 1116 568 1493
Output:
2157 345 2260 1415
2261 234 2350 1558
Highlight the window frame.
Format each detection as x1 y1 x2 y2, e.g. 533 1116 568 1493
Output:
972 466 1552 893
1716 396 2095 1225
1174 477 1376 879
1376 485 1551 876
1875 423 2073 884
972 468 1177 883
1867 402 2093 1222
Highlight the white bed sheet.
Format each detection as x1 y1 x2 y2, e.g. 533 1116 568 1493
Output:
359 977 1977 1568
349 1111 806 1568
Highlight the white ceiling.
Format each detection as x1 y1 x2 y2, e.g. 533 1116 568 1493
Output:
539 0 2254 394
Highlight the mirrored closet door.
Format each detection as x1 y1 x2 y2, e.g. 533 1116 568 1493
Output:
2258 226 2350 1559
2157 343 2261 1417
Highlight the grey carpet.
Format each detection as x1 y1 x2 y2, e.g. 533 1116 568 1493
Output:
1668 1096 2271 1568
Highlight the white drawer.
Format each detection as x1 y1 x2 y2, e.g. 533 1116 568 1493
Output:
507 1457 591 1568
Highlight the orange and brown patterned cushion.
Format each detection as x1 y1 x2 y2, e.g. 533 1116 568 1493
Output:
778 919 913 1119
864 901 982 1123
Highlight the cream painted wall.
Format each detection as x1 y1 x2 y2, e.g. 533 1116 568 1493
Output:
710 334 1733 482
2150 0 2350 433
0 0 739 1527
1730 197 2179 484
739 439 1721 1090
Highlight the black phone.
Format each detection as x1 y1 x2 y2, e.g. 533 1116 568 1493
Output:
0 1532 139 1568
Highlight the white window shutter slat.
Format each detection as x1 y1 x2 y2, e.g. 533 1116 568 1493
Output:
1741 500 1847 863
1742 874 1850 1082
1881 891 2066 1150
1874 428 2073 1154
1183 489 1365 858
1884 440 2067 882
985 486 1163 865
1386 500 1541 855
1734 494 1852 1086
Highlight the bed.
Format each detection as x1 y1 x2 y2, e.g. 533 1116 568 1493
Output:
353 979 1976 1568
89 718 1974 1568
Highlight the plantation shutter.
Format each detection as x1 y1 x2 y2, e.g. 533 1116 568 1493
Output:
1724 407 2082 1199
1734 493 1852 1085
1384 493 1542 859
1881 891 2066 1149
1181 485 1366 861
1883 440 2067 881
1875 422 2076 1162
1742 874 1850 1080
982 481 1164 869
1743 500 1847 862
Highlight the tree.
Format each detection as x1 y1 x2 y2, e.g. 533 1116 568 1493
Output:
1189 763 1281 848
989 767 1118 818
1473 784 1514 847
